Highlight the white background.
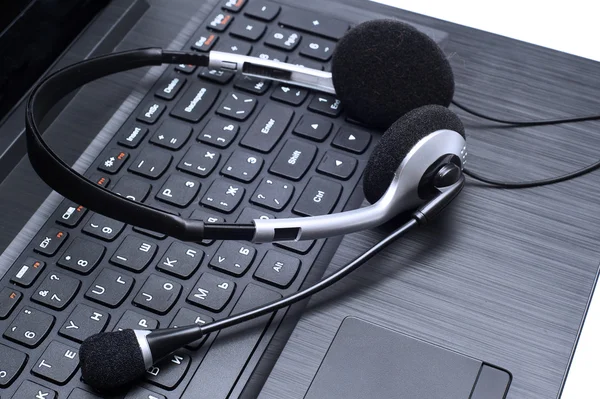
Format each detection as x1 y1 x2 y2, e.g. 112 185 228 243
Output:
369 1 599 398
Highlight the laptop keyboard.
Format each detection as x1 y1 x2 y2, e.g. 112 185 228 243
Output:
0 1 379 397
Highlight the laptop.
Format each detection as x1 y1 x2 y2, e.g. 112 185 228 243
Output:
0 0 597 398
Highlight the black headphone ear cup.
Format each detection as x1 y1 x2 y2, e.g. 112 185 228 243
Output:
362 105 465 204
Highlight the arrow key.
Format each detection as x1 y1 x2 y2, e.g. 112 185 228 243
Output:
331 127 372 154
293 115 332 142
317 151 358 180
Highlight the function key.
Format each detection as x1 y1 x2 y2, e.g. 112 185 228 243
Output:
84 268 134 308
136 101 165 124
317 151 358 180
12 380 56 399
128 147 173 179
59 304 109 343
3 307 55 348
199 67 234 84
0 287 21 319
83 213 126 241
200 180 245 213
33 227 68 256
293 176 342 216
279 11 350 40
156 241 204 279
269 139 317 181
229 17 266 41
113 310 159 331
216 38 253 55
192 32 219 52
171 84 220 123
271 84 308 106
156 175 201 208
175 63 196 74
222 0 246 12
169 308 213 349
155 75 187 101
207 12 234 32
112 175 151 203
32 340 80 384
331 127 372 154
0 343 27 387
110 235 158 272
187 272 236 312
308 94 342 117
209 241 256 276
88 173 110 188
145 351 190 390
133 274 182 315
98 148 129 174
254 250 300 288
118 125 148 148
150 119 192 150
293 115 332 142
178 145 221 177
244 1 280 21
299 38 335 62
221 151 264 182
10 257 45 288
31 272 81 310
239 103 294 153
198 118 239 148
216 92 257 121
264 28 300 51
57 237 105 275
250 178 294 211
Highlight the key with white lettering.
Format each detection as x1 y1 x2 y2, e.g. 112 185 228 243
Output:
4 307 54 348
58 304 109 343
254 250 301 288
209 241 256 276
216 91 257 121
0 343 27 387
171 84 220 123
189 210 226 246
156 174 201 207
112 175 152 203
110 235 158 272
124 387 166 399
57 237 105 275
136 101 165 124
32 341 79 384
145 351 191 390
201 180 245 213
191 32 218 52
177 145 221 177
157 242 204 279
98 148 129 174
197 118 239 148
207 11 233 32
293 176 342 216
118 125 148 148
169 308 213 349
269 139 317 181
113 310 159 331
150 119 192 150
134 274 182 315
221 150 263 182
187 272 235 312
240 103 294 152
83 213 126 241
250 177 294 211
33 227 68 256
31 272 80 310
0 287 21 320
155 75 187 101
12 380 56 399
56 201 87 227
128 147 173 179
84 268 134 308
10 257 45 287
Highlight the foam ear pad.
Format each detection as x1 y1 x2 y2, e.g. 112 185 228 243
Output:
363 105 465 204
331 19 455 129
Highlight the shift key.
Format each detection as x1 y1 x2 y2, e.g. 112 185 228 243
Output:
240 103 294 153
181 284 281 399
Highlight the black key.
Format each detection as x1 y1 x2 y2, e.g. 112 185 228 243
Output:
198 118 239 148
34 227 68 256
125 387 166 399
133 226 166 240
32 272 80 310
112 175 151 203
308 94 342 117
171 84 220 123
275 239 315 255
32 340 79 384
68 388 105 399
190 210 225 246
111 235 157 272
57 237 105 274
134 274 182 315
10 257 45 288
293 176 342 216
250 177 294 211
216 38 253 55
234 75 271 95
98 147 130 174
271 84 308 105
156 174 200 207
269 139 317 181
175 63 196 74
192 32 219 52
83 213 125 241
207 11 233 32
279 11 350 40
200 180 245 213
157 242 204 279
59 304 109 343
155 75 187 101
0 287 21 319
145 351 191 390
198 67 234 84
169 308 213 349
222 0 246 12
332 127 372 154
251 46 288 62
288 56 323 70
188 272 235 312
236 206 274 223
128 147 172 179
0 343 27 387
12 380 56 399
137 101 165 124
240 103 294 153
114 310 159 331
178 145 221 177
221 151 263 182
264 28 300 51
216 91 257 121
4 307 54 348
254 250 301 288
209 241 255 276
56 201 87 227
293 115 332 142
299 38 335 61
150 119 192 150
244 1 280 21
317 151 358 180
181 284 281 399
230 17 266 41
88 173 110 188
85 268 134 308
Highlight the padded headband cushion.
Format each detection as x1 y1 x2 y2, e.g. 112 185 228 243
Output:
363 105 465 204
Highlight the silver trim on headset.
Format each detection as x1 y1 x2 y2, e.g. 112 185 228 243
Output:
134 329 154 368
208 51 336 94
252 129 467 242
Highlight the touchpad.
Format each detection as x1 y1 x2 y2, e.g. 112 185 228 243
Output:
304 317 511 399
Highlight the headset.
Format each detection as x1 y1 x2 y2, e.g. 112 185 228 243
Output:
24 18 595 391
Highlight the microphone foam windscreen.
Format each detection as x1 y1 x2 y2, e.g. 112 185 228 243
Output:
79 330 147 391
363 105 465 204
331 19 455 129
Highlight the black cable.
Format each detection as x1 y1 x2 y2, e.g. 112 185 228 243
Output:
200 217 419 334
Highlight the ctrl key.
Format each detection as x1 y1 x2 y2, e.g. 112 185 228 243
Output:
0 343 27 388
